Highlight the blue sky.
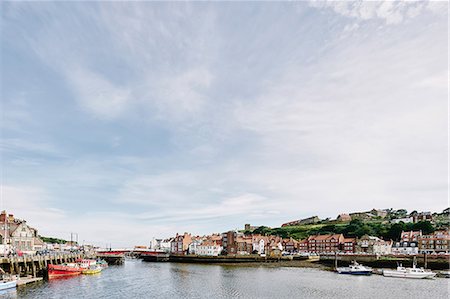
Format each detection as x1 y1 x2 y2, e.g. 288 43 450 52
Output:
1 1 448 247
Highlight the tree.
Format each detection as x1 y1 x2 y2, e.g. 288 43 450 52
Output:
384 223 404 241
413 221 434 235
355 225 374 238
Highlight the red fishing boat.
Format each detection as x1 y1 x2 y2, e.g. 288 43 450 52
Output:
47 263 82 279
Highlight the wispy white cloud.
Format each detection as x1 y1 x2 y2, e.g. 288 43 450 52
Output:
309 0 445 25
66 67 131 120
1 2 447 245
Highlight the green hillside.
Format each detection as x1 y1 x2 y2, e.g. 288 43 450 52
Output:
244 219 436 241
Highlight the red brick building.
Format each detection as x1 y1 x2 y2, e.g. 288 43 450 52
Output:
307 234 344 253
342 237 356 253
221 231 237 255
418 230 450 254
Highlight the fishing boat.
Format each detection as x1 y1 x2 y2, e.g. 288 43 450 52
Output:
383 260 436 279
336 261 373 275
96 259 108 268
47 263 82 279
78 259 97 269
82 265 102 275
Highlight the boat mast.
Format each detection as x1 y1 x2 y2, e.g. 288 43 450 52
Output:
3 212 7 257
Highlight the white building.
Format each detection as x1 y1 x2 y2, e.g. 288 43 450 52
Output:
391 241 418 255
252 238 266 255
373 239 392 255
159 238 173 253
391 217 413 224
188 238 203 255
196 241 222 256
149 238 162 250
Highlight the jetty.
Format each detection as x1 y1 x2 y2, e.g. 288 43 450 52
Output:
0 253 83 277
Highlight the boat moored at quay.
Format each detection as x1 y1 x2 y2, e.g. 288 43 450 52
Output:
336 261 373 275
47 259 108 279
383 264 436 279
47 263 82 279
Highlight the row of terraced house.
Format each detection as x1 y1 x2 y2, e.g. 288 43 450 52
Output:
151 232 293 256
151 229 450 256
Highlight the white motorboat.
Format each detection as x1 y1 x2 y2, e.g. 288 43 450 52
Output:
0 279 17 291
383 263 436 279
336 261 373 275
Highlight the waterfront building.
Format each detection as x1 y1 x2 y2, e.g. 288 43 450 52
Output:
355 235 392 254
281 238 299 253
391 230 421 255
222 231 237 255
372 239 392 255
149 238 162 250
418 230 450 254
298 239 308 252
196 240 223 256
0 211 45 254
342 238 355 253
171 233 192 254
252 236 267 255
235 236 253 255
307 234 344 253
391 241 418 255
188 236 203 255
401 230 422 242
159 238 174 252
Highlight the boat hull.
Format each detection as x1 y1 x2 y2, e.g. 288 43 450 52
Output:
82 269 102 275
0 280 17 291
383 271 436 279
337 270 372 275
48 264 82 279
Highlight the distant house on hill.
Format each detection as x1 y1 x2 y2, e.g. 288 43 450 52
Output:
244 224 259 231
370 209 388 218
410 211 433 223
349 212 374 221
391 217 413 224
281 216 320 227
336 214 352 222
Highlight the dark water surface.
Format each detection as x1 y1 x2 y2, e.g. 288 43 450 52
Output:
2 259 449 298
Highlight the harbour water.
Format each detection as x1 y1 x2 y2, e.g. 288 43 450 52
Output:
3 260 449 298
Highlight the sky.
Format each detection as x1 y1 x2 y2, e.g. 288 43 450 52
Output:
0 1 448 247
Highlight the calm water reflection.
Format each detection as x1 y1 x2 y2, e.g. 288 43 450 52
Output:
2 259 448 298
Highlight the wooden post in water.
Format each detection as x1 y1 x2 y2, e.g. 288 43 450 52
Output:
424 252 427 269
334 252 338 270
32 259 37 277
